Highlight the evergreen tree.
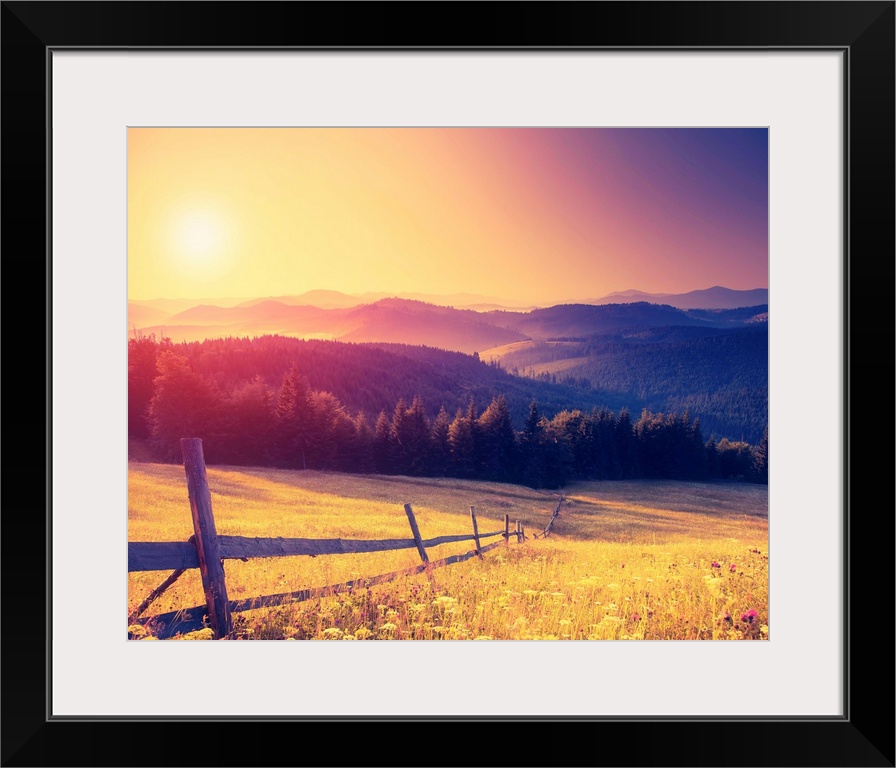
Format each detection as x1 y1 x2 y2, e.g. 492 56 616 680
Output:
214 375 276 466
716 438 754 479
634 409 665 478
307 390 355 470
389 398 411 475
128 333 171 438
352 411 377 474
448 406 477 478
751 426 768 484
540 416 574 489
477 395 518 482
275 365 311 469
688 416 707 480
394 395 432 476
551 410 590 480
615 408 637 479
147 351 221 462
430 406 452 477
373 410 397 474
518 401 545 488
465 398 483 475
594 407 620 480
705 435 721 479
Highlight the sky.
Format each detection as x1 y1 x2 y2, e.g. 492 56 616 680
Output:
128 127 768 304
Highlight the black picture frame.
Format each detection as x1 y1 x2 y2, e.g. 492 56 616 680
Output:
3 2 892 766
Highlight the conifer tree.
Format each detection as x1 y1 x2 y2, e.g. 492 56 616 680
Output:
430 406 452 477
518 401 545 488
752 426 768 484
215 375 276 466
615 408 637 479
477 395 518 482
147 351 221 462
448 406 477 478
352 411 377 474
395 396 432 476
373 409 397 474
275 365 311 469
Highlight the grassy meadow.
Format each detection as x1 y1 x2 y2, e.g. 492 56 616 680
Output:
128 460 768 641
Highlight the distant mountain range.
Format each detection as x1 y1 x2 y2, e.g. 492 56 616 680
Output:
581 286 769 310
131 285 766 319
128 287 768 444
129 287 768 352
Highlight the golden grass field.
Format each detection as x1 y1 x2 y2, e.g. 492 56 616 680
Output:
128 460 768 641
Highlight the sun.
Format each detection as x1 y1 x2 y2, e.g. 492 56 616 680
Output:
180 215 221 256
173 208 226 263
165 204 238 282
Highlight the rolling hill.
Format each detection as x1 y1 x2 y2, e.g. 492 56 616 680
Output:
584 286 769 309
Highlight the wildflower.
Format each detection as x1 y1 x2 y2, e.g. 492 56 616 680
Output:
741 609 758 624
721 611 733 623
711 561 721 569
729 564 737 572
632 612 641 622
127 624 148 639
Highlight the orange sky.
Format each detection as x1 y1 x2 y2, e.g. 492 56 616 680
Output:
128 128 768 303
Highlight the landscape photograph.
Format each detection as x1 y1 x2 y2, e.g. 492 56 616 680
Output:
127 127 769 641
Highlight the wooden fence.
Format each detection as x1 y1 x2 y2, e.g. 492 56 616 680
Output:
532 497 564 539
128 438 534 640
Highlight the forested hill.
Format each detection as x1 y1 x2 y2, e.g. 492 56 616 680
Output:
492 324 767 444
135 335 633 429
129 333 768 486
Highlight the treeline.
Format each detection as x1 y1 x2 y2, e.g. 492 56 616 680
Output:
501 325 768 444
128 333 633 434
130 335 768 488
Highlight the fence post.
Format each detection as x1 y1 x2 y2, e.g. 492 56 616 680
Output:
181 438 232 639
515 520 522 543
504 514 510 545
469 506 483 558
403 503 430 565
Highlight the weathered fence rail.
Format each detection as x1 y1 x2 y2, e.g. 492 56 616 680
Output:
532 497 564 539
128 530 504 572
128 438 531 640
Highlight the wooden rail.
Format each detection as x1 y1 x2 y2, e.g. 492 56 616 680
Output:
132 538 507 639
532 497 564 539
128 439 520 640
128 531 503 573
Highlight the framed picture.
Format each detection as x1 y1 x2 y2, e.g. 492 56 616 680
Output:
5 2 892 765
